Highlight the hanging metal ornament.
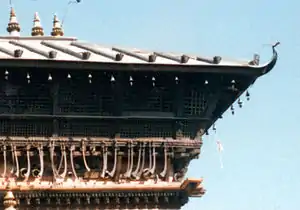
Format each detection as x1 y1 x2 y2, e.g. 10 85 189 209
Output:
111 75 115 82
5 70 9 80
175 76 179 85
88 73 92 83
129 76 134 86
238 98 243 108
230 105 234 115
231 80 236 89
246 91 250 101
48 74 52 81
152 76 156 87
26 73 31 84
212 124 216 132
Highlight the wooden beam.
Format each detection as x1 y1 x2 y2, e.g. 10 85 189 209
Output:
0 59 264 76
0 114 211 121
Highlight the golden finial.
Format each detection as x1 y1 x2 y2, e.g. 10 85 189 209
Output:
7 7 21 36
51 14 64 37
31 12 44 36
3 183 17 210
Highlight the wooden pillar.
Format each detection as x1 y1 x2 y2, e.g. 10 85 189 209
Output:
52 82 59 137
173 75 185 139
174 76 185 118
112 72 123 138
114 151 123 182
166 154 173 182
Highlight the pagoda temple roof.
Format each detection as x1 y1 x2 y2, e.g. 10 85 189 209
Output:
0 36 278 75
0 36 256 66
0 8 278 75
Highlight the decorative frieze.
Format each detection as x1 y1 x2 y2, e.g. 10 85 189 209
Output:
0 190 189 209
0 138 200 183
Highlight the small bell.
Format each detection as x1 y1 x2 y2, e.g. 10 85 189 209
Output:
231 80 236 89
26 73 31 84
204 80 208 85
175 76 179 84
152 76 156 87
230 105 234 115
67 73 71 79
129 76 133 86
212 124 216 132
48 74 52 81
111 75 115 82
4 70 9 80
238 98 242 108
246 91 250 101
88 74 92 83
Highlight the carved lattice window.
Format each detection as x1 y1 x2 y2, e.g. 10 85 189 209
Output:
123 85 173 113
183 88 207 116
120 120 173 138
0 119 52 137
58 84 114 116
0 82 52 115
58 119 112 137
179 121 197 137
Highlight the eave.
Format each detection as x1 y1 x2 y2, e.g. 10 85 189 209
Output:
0 36 278 77
0 51 277 77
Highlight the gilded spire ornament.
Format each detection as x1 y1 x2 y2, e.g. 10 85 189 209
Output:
51 14 64 37
3 183 17 210
7 7 21 36
31 12 44 36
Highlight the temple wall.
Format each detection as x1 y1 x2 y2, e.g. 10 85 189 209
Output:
0 139 199 210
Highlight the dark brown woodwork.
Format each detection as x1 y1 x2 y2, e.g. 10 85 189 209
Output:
5 190 189 209
52 82 59 137
0 62 261 209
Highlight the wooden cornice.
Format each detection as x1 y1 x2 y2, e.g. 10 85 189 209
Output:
0 178 204 197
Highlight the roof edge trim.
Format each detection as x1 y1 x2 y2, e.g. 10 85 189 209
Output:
0 59 264 75
250 42 279 75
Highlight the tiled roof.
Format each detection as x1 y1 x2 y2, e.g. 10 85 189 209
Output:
0 36 277 69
